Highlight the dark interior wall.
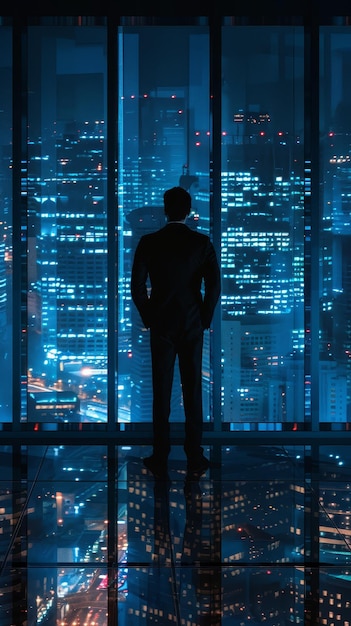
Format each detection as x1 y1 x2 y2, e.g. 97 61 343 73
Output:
1 0 350 19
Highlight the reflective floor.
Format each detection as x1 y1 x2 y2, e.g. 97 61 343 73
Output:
1 443 351 624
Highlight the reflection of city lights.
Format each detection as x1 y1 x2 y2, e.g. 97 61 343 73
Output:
81 367 92 377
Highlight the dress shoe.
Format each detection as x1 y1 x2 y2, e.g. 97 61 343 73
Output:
186 455 210 478
143 455 169 479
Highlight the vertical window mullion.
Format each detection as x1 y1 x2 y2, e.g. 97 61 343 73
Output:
210 14 222 434
12 17 27 428
107 18 118 431
304 17 320 431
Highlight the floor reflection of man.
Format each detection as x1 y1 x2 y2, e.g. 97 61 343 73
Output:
181 479 221 626
146 479 180 625
146 478 221 625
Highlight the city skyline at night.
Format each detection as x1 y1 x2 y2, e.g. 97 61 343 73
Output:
2 15 351 626
0 98 350 425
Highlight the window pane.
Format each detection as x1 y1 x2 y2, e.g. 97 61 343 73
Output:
221 26 305 427
320 28 351 426
319 446 351 618
0 26 12 423
26 25 108 423
0 447 14 623
118 25 211 424
26 446 108 625
320 446 351 564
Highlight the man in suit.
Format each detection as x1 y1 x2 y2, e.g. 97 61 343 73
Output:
131 186 221 479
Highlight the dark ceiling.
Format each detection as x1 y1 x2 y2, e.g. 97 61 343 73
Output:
1 0 351 21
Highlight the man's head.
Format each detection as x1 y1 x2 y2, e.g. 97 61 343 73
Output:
163 186 191 221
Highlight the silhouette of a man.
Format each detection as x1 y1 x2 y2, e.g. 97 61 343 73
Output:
131 186 221 478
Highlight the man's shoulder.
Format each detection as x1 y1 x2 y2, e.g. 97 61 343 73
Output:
138 225 211 247
192 229 210 240
188 228 212 245
138 228 165 243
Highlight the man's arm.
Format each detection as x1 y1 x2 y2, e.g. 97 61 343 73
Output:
131 239 151 329
202 240 221 329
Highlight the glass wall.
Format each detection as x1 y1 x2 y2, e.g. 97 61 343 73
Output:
0 26 12 422
221 26 305 427
118 24 211 424
3 17 351 430
2 9 351 626
320 27 351 425
26 25 108 423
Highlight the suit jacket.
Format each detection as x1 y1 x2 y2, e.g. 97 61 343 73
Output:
131 222 221 333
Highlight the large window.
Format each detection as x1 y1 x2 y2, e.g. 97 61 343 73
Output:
26 25 108 423
320 28 351 424
2 18 350 430
3 11 351 625
221 26 305 427
118 24 211 424
0 25 12 422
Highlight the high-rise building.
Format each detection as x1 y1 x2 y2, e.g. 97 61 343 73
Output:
27 123 108 393
220 160 305 423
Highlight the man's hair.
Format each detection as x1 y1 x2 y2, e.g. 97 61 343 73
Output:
163 186 191 221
